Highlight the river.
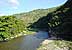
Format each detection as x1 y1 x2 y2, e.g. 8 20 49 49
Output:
0 31 49 50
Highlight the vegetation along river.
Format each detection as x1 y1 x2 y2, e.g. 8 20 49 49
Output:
0 31 49 50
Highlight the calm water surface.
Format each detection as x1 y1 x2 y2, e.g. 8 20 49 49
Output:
0 31 48 50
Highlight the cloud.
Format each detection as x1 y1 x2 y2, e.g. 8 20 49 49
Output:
0 13 5 16
0 0 20 9
8 0 19 9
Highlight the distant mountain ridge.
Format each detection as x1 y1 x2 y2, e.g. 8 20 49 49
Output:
15 0 72 40
14 7 60 27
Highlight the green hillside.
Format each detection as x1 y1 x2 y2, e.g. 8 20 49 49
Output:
14 7 60 27
0 0 72 41
15 0 72 40
0 16 25 41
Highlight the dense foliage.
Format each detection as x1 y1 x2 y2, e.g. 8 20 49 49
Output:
14 7 60 28
0 0 71 41
50 0 72 40
14 0 72 40
0 16 25 40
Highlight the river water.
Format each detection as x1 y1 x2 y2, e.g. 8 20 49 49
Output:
0 31 48 50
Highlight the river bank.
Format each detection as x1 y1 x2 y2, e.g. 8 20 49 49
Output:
0 30 36 41
0 31 49 50
37 40 71 50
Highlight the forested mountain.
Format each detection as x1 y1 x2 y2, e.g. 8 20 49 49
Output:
15 0 72 40
14 7 60 27
50 0 72 40
0 0 72 41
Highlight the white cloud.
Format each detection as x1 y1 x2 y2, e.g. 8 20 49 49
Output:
9 0 19 5
8 0 19 9
0 13 5 16
0 0 20 9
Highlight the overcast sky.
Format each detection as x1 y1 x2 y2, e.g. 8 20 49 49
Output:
0 0 67 16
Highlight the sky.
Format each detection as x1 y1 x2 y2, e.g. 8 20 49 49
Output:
0 0 67 16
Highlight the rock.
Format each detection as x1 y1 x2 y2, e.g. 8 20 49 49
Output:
10 37 14 38
41 40 53 45
37 40 69 50
24 34 27 35
23 31 27 33
15 35 18 37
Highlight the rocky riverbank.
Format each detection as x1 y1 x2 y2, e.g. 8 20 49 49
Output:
4 33 27 41
0 30 36 41
37 40 72 50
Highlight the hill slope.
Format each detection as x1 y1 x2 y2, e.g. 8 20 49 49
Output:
14 7 60 27
15 0 72 40
51 0 72 40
